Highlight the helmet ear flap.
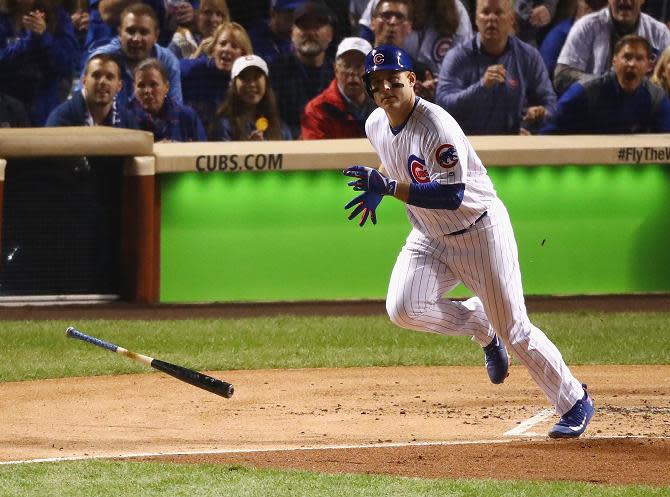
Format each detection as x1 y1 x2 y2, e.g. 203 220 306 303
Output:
364 73 374 99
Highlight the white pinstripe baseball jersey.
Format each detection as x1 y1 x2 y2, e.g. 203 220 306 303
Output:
364 94 585 418
365 97 496 237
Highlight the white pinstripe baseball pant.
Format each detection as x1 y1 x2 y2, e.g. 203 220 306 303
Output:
386 197 585 415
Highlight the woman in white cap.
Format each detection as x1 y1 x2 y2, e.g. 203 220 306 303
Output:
210 54 291 141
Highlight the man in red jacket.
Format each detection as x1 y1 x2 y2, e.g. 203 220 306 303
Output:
300 36 375 139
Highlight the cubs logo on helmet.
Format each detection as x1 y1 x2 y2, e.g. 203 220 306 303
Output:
407 155 431 184
364 44 414 97
435 144 459 169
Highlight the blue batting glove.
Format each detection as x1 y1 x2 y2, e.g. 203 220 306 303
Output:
344 191 382 227
343 165 397 196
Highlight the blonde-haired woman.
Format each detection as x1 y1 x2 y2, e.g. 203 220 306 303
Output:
169 0 230 59
651 45 670 96
180 21 252 132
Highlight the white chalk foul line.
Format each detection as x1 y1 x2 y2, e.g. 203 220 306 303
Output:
1 434 668 466
504 408 555 437
0 439 520 466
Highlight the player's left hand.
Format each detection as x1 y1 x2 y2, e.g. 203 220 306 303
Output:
344 191 382 227
343 165 397 196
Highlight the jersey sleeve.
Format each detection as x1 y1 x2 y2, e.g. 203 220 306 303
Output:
422 115 468 186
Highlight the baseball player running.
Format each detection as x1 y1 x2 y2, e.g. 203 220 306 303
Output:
343 44 594 438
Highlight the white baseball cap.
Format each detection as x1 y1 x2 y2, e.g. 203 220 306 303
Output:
336 37 373 59
231 55 269 80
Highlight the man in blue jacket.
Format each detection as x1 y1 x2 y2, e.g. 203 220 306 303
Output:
47 53 136 127
436 0 556 134
541 35 670 134
86 3 182 107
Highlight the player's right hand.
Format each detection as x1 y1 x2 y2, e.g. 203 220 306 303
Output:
344 191 382 227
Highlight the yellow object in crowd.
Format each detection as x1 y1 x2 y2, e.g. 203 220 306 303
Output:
255 117 269 132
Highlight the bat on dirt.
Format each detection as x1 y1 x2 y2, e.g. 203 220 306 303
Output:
65 326 234 399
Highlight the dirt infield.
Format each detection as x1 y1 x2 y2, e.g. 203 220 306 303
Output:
2 364 669 485
1 297 669 487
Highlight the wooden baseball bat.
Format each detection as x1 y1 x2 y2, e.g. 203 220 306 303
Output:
65 326 234 398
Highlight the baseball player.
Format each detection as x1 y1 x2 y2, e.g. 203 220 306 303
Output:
343 44 595 438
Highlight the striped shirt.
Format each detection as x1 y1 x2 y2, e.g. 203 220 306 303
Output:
365 97 496 237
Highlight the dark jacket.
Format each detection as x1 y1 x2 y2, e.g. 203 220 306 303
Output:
180 56 230 134
132 97 206 141
270 52 334 139
0 92 30 127
540 72 670 134
45 90 137 128
0 8 78 125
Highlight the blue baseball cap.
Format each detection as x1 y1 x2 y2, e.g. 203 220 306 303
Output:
272 0 306 11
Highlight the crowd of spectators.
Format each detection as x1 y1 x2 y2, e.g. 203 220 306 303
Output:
2 0 670 139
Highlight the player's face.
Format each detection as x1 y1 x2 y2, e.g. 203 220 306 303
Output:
212 28 246 72
609 0 643 28
612 42 649 92
134 67 170 115
234 67 267 106
371 1 411 46
82 59 123 107
476 0 514 45
335 51 366 102
119 13 158 61
368 69 416 112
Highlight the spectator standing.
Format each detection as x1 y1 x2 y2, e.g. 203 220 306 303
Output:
369 0 435 100
210 54 290 140
46 53 136 126
132 58 206 141
180 21 252 133
88 3 182 107
542 35 670 133
0 91 30 127
539 0 607 78
247 0 305 66
554 0 670 94
436 0 556 134
0 0 78 125
301 36 374 139
403 0 473 76
651 44 670 93
270 1 335 138
169 0 229 59
90 0 197 50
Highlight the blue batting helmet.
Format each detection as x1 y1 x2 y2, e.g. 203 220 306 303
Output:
363 44 414 98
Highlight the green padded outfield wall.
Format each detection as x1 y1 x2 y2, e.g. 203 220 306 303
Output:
159 165 670 303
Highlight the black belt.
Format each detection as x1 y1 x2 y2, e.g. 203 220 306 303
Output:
448 211 487 236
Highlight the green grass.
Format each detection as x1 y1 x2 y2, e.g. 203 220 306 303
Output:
0 312 668 382
1 461 668 497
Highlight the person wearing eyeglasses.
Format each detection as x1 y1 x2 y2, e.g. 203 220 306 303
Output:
301 36 375 139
